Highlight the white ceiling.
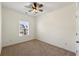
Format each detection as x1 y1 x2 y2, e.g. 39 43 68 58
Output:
2 2 74 16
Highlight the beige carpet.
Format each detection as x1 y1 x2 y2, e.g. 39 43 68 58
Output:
1 39 76 56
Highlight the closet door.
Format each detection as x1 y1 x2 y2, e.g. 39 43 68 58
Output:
0 3 2 54
76 2 79 56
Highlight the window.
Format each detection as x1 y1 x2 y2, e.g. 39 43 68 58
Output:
19 20 29 36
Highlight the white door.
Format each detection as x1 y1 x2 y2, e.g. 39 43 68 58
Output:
76 2 79 56
0 3 1 54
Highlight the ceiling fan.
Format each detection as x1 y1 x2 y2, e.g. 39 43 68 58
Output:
24 2 43 14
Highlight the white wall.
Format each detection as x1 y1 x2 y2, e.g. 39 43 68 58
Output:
2 7 36 47
0 3 2 54
36 4 76 53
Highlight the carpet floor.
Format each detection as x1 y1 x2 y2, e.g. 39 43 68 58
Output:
1 39 76 56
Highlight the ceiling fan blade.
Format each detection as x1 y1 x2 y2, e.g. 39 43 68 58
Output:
32 2 37 9
39 4 43 8
39 9 43 12
34 2 37 7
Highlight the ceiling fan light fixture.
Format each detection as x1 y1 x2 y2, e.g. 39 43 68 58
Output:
32 9 38 12
25 2 43 15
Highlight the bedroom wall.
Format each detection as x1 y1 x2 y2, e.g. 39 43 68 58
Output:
36 4 76 53
2 7 36 47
